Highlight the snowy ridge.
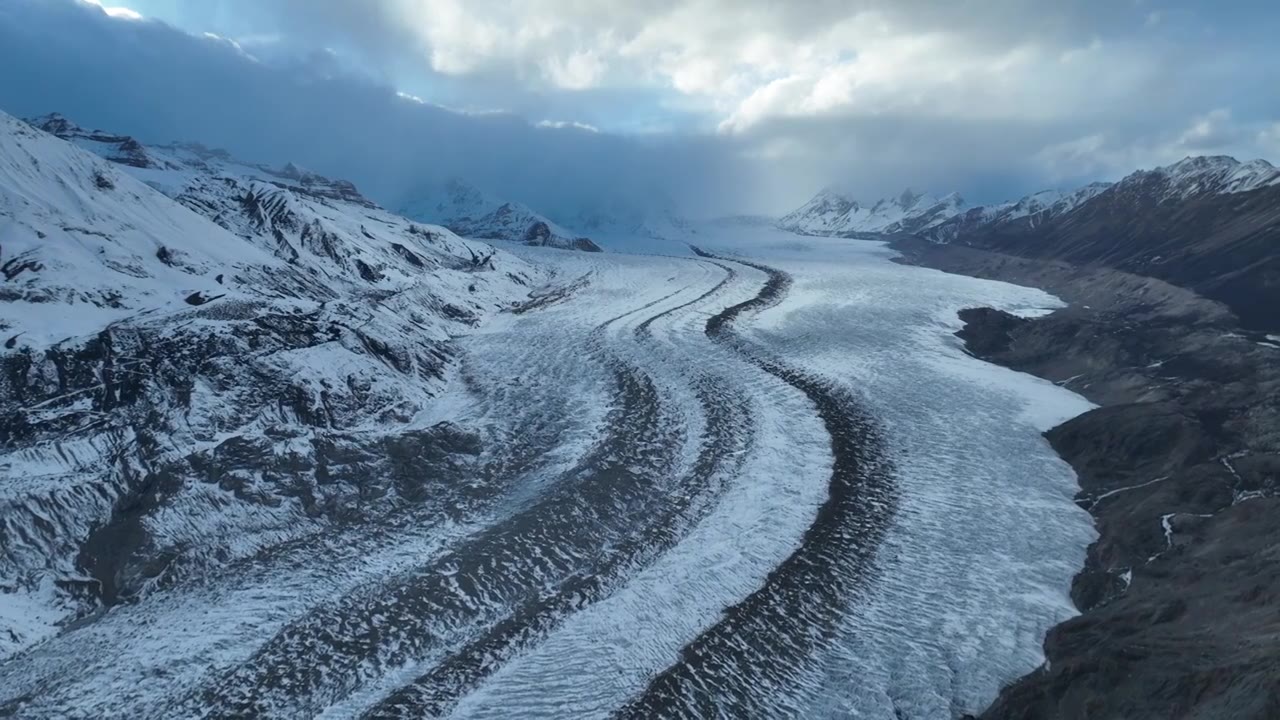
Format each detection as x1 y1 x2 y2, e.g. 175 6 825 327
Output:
921 154 1280 243
1124 155 1280 200
28 113 375 208
0 112 284 347
782 154 1279 247
918 155 1277 244
778 186 966 237
398 177 698 251
924 182 1113 243
0 109 542 660
398 178 602 252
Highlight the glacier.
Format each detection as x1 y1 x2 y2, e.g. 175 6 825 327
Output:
1 113 1097 719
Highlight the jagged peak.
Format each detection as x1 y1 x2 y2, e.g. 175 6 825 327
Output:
25 112 128 143
1154 154 1274 180
439 176 493 208
27 112 82 136
1161 154 1241 174
895 187 925 208
278 161 305 180
1241 158 1277 171
1133 154 1280 196
443 176 483 193
814 184 858 203
26 111 158 169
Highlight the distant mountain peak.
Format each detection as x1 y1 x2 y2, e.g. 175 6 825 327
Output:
816 183 856 201
779 185 965 236
896 187 925 208
914 153 1280 332
920 181 1113 243
27 111 157 169
1140 153 1280 198
397 179 602 251
28 112 80 135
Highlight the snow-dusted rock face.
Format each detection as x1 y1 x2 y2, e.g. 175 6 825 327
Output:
26 113 157 169
787 155 1280 247
778 186 966 237
399 178 602 252
923 182 1113 243
1140 155 1280 199
777 188 856 235
914 155 1280 331
925 156 1279 245
0 110 542 658
452 203 603 253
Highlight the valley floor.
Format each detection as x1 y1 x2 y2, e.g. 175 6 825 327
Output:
1 228 1097 718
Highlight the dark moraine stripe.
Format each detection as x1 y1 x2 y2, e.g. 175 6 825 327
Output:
359 267 753 718
634 261 735 339
615 247 897 718
193 280 749 718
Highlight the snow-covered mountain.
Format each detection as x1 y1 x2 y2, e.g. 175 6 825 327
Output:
784 155 1280 248
1 116 279 348
1140 155 1280 199
24 113 524 286
398 176 704 252
398 178 602 252
923 182 1113 243
778 187 966 236
923 156 1279 244
0 110 543 658
916 154 1280 331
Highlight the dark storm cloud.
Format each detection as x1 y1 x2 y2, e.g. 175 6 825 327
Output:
3 0 1279 215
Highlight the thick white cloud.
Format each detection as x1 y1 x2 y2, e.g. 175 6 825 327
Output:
162 1 1151 126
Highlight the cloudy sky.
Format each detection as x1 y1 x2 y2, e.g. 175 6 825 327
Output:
2 0 1279 217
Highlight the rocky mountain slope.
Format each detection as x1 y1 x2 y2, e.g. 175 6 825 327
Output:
398 178 603 252
922 183 1113 244
921 156 1280 332
0 110 542 658
778 186 965 236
